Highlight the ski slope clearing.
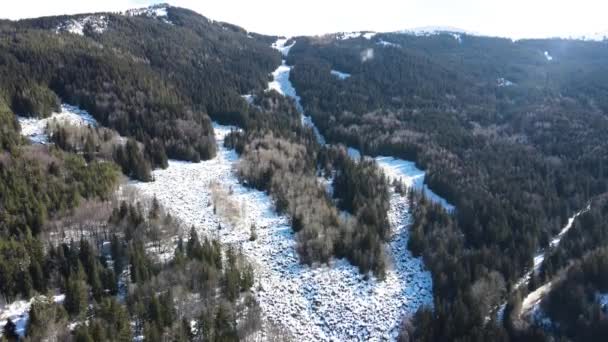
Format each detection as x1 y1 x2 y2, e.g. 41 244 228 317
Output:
17 104 97 144
132 123 433 341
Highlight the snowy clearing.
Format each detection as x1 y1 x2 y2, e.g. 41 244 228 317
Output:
17 104 97 144
330 70 351 80
0 295 65 338
56 15 108 35
131 123 433 341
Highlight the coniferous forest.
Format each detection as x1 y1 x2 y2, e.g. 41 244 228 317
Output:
2 2 608 342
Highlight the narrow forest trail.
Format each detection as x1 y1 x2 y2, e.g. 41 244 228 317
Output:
492 204 591 322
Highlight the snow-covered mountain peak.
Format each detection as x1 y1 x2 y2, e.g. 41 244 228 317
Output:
123 3 172 24
402 26 473 35
336 31 377 40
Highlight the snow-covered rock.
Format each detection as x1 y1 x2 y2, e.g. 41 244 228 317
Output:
56 15 108 35
17 104 97 144
132 122 433 341
330 70 351 80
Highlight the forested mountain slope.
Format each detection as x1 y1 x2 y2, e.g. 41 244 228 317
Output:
3 3 608 340
1 4 279 164
287 32 608 340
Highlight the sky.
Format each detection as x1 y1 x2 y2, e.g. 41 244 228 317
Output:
2 0 608 39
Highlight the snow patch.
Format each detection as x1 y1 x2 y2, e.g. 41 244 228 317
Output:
597 293 608 311
336 31 376 40
377 39 399 48
123 3 172 24
361 48 374 62
17 104 97 144
497 78 515 87
544 51 553 61
268 39 325 145
56 15 108 35
330 70 351 80
241 94 255 104
271 37 296 57
399 26 474 37
0 295 65 338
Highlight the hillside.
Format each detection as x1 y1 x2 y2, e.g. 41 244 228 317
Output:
2 3 608 342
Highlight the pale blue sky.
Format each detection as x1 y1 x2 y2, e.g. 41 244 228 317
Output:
3 0 607 39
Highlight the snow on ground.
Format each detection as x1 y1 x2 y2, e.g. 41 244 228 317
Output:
241 94 255 104
520 281 553 319
132 123 433 341
399 26 473 41
336 32 376 40
270 37 453 213
513 205 590 290
0 295 65 338
268 40 326 145
271 37 296 56
544 51 553 61
124 3 172 24
330 70 351 80
377 39 399 48
497 78 515 87
375 156 455 212
56 15 108 35
17 104 97 144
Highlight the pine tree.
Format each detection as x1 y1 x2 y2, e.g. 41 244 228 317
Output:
3 319 19 341
64 272 88 317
